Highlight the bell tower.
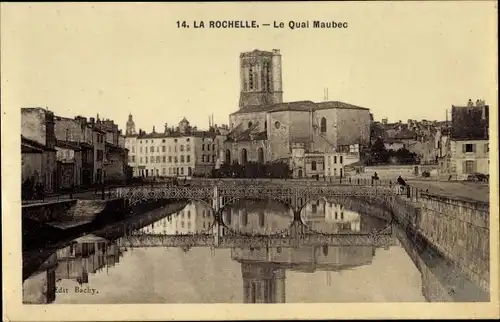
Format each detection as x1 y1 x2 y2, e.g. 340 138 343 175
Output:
238 49 283 109
125 113 136 136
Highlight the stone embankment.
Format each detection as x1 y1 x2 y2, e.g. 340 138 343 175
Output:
390 192 490 301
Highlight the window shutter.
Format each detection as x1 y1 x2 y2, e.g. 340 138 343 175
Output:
462 144 466 153
472 144 476 153
473 161 477 173
462 160 466 174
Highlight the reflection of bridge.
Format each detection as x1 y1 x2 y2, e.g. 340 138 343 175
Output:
116 220 397 248
111 183 397 215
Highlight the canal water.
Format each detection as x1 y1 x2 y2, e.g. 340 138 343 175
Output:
23 198 429 304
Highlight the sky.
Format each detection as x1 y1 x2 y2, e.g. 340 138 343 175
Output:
1 2 497 133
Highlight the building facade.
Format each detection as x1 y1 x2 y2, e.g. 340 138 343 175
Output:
55 141 83 189
125 116 224 178
324 147 361 179
449 99 490 180
21 108 58 193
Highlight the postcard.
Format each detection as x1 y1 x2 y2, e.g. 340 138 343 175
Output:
2 1 498 321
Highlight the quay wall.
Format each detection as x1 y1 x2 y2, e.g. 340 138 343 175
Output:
390 193 490 300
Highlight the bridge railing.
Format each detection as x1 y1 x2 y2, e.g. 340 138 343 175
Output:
188 177 398 188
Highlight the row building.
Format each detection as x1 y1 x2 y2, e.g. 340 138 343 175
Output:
222 49 371 178
124 115 228 178
22 107 130 196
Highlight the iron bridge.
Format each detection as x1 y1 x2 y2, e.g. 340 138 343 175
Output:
111 183 398 216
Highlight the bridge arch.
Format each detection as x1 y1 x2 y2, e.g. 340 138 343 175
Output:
297 194 394 235
218 197 295 237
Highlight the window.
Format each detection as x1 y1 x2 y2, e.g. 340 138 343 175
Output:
168 146 171 152
249 66 254 90
150 156 154 163
340 156 343 164
186 138 190 142
202 155 205 163
186 145 191 152
157 147 160 152
257 147 264 163
180 145 184 151
202 144 205 151
187 155 190 162
212 155 216 163
162 168 166 175
334 156 337 164
180 167 184 174
241 149 248 164
140 157 143 163
150 146 154 153
320 117 327 133
169 168 172 174
146 140 148 143
275 121 280 129
180 155 185 163
207 144 210 151
132 146 135 153
484 143 489 153
463 143 475 153
168 156 172 163
140 147 143 153
162 156 166 163
174 156 178 163
311 161 317 171
162 139 166 143
162 146 166 152
464 160 476 174
156 156 160 163
311 204 317 213
212 144 215 151
145 157 148 164
131 156 135 162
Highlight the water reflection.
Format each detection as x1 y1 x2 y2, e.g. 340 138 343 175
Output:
23 199 430 304
232 245 376 303
222 199 294 235
23 235 123 304
301 198 388 234
138 200 215 235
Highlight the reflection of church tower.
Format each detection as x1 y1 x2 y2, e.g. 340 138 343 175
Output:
125 113 136 135
239 49 283 109
241 263 285 303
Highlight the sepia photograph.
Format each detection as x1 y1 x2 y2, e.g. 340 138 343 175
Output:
1 1 498 320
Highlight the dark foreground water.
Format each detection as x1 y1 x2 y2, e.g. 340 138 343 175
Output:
23 198 430 303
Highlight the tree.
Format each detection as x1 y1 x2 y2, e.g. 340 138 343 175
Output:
369 137 389 164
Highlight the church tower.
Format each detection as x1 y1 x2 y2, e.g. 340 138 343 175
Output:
125 113 136 136
238 49 283 109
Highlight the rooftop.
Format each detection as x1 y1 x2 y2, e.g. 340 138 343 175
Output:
56 140 83 151
231 100 368 115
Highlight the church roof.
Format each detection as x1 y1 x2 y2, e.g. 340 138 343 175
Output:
231 100 368 115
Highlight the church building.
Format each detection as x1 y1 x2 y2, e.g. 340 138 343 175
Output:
223 49 372 171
